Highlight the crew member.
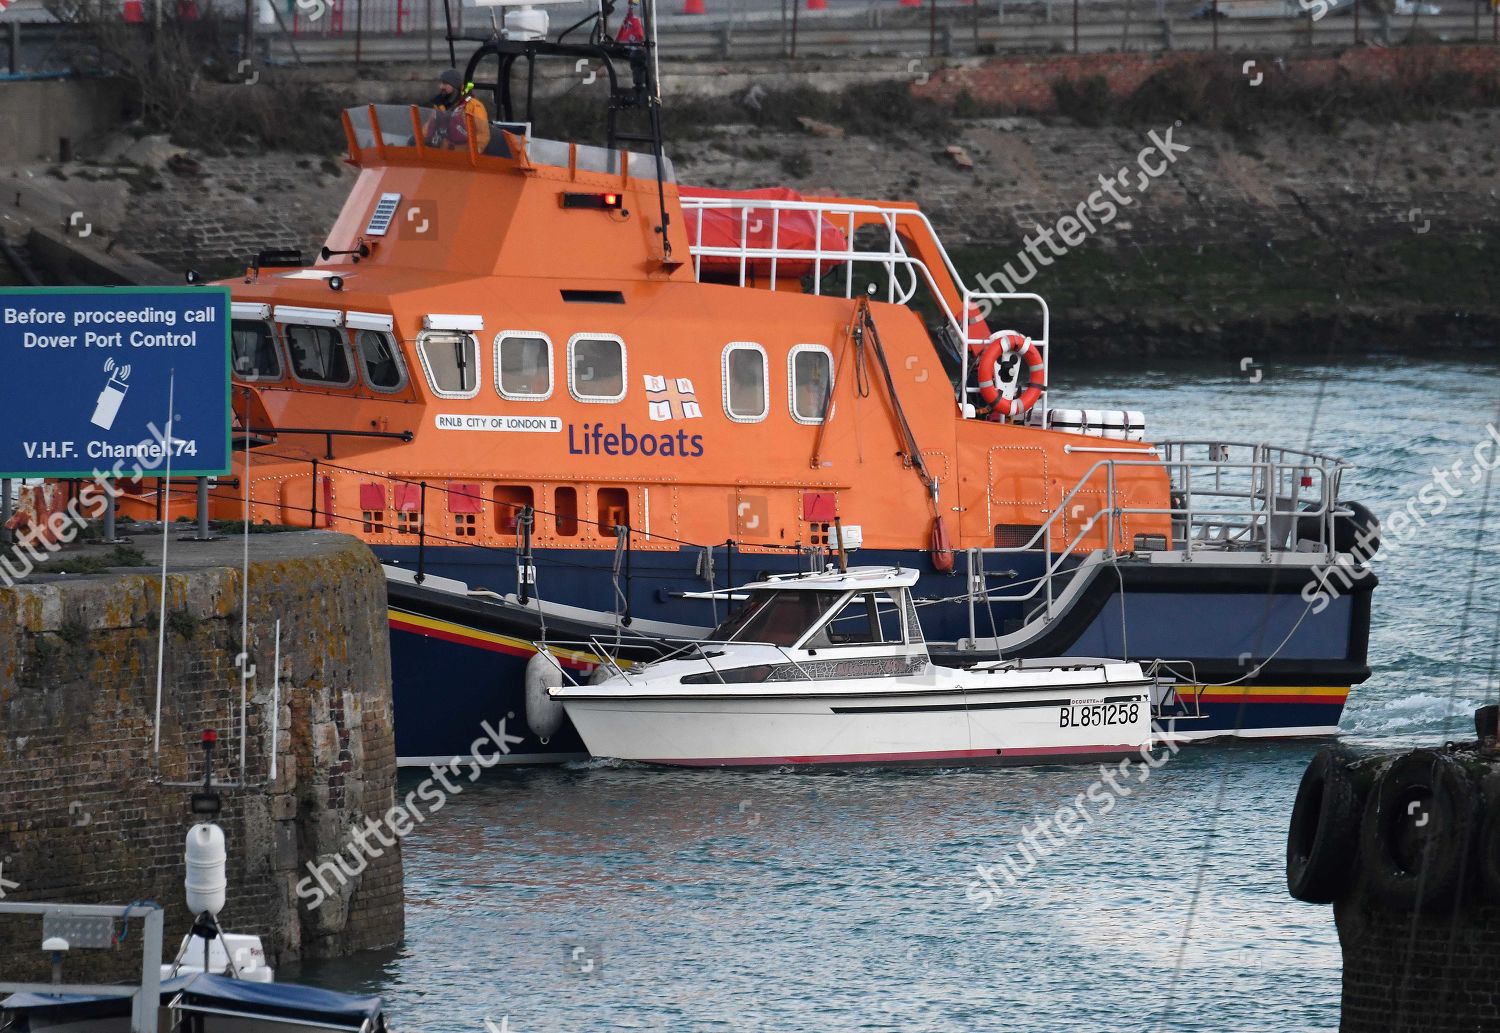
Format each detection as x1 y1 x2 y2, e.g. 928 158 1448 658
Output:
425 69 491 152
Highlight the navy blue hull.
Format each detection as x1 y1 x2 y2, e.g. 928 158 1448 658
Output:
378 543 1374 764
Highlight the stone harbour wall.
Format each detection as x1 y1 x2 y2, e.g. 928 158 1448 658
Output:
0 530 402 983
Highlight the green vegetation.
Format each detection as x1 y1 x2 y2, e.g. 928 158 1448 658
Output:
47 545 148 575
1055 60 1500 135
949 230 1500 325
166 608 199 640
215 520 302 535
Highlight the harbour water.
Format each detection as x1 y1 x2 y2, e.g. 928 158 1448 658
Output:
296 356 1499 1032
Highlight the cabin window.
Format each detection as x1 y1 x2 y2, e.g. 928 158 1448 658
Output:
722 343 768 423
416 330 481 399
496 333 553 400
598 487 629 535
231 319 282 381
711 589 844 647
355 329 408 392
284 324 355 387
554 486 580 536
493 485 535 534
808 592 899 648
789 345 833 424
568 334 626 403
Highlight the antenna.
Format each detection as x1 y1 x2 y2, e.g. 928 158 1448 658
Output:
151 371 176 776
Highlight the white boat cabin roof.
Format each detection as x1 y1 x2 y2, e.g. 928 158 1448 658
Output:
739 566 921 594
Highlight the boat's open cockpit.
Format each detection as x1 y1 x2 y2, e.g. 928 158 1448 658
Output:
707 567 925 654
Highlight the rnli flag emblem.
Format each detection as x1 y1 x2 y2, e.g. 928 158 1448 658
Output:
644 375 702 422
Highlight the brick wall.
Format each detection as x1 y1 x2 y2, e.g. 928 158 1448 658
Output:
914 44 1500 110
0 531 402 983
1334 897 1500 1032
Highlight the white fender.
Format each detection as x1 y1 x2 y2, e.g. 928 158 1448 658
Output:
524 650 566 743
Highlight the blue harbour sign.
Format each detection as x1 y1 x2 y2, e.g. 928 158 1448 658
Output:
0 287 232 479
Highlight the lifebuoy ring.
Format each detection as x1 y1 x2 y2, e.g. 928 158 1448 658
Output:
976 330 1044 418
1286 746 1367 904
1359 748 1479 911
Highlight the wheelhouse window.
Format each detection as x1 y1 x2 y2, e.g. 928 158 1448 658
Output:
568 334 626 403
496 333 553 400
723 342 768 423
417 330 481 399
231 319 281 381
790 345 833 424
710 590 844 647
354 329 408 392
283 324 355 386
806 592 903 648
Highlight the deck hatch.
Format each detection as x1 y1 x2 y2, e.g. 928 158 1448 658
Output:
365 192 403 237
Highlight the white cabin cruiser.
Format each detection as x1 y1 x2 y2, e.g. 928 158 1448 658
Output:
545 567 1154 768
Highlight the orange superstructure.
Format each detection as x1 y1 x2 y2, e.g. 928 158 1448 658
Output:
134 105 1168 568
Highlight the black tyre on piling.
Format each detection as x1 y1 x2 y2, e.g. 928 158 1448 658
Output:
1359 748 1480 911
1287 746 1367 904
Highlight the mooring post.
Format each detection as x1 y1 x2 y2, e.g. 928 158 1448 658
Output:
196 477 209 539
103 481 116 542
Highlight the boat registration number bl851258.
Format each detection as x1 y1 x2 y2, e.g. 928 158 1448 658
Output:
1059 701 1140 728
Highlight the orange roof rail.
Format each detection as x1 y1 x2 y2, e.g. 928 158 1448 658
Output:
368 104 387 162
504 130 534 173
340 109 359 164
409 106 427 160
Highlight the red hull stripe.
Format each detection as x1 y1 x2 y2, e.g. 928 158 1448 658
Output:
647 743 1139 766
391 614 530 656
388 611 596 671
1200 695 1347 706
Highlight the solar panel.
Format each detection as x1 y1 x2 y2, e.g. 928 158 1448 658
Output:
365 193 402 237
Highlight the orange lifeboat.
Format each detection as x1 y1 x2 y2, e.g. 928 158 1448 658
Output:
679 186 849 280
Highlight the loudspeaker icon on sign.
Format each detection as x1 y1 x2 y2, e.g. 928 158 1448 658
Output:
91 358 132 431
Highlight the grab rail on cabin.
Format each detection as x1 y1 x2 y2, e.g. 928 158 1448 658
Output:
536 636 823 686
957 447 1352 648
240 425 415 460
